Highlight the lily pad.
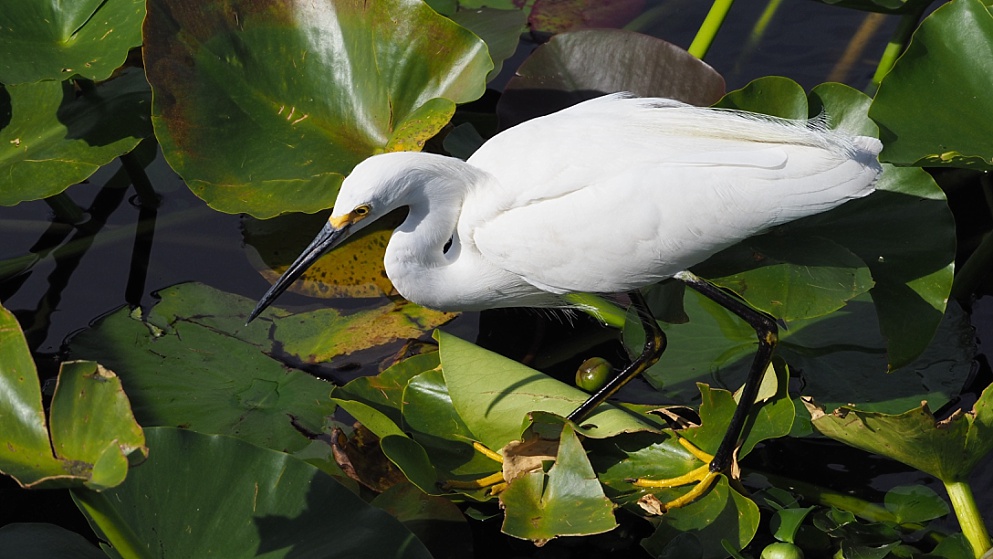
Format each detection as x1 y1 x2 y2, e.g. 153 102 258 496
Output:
144 0 492 217
499 422 618 542
883 485 950 525
498 29 725 128
450 7 528 83
641 476 760 559
525 0 646 34
438 331 660 450
0 302 146 490
870 0 993 170
0 0 144 84
0 70 152 206
333 355 502 490
805 381 993 483
244 202 402 301
67 283 338 453
72 427 433 558
682 360 794 459
371 482 474 559
635 289 973 415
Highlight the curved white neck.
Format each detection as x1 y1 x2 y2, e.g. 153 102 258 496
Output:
380 156 487 309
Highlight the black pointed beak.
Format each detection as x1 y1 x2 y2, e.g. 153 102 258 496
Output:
247 220 348 323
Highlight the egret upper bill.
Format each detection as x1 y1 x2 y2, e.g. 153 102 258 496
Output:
248 94 883 509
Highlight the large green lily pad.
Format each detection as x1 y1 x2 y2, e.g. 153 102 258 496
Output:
438 331 660 449
72 427 433 558
0 0 144 84
0 71 152 206
144 0 492 218
870 0 993 170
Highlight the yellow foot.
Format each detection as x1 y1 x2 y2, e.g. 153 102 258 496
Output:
442 442 508 495
631 436 721 513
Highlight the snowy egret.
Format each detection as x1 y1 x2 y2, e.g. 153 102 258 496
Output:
249 94 882 507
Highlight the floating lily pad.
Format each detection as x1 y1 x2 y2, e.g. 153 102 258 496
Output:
870 0 993 170
438 331 660 449
0 0 144 84
641 476 760 559
0 303 145 490
67 283 339 453
450 7 528 83
805 381 993 483
0 71 152 206
499 29 725 127
72 427 433 558
499 422 618 542
525 0 646 34
144 0 492 217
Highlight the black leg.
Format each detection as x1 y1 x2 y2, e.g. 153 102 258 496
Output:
673 271 778 473
568 290 667 424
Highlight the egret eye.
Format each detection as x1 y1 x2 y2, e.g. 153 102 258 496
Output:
354 205 370 217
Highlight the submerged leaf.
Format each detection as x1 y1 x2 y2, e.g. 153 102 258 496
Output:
245 210 401 299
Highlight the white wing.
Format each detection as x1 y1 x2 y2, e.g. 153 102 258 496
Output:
465 95 882 294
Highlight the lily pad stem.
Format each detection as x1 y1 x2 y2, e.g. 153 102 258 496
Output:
688 0 735 60
563 293 627 329
945 479 992 558
120 151 159 209
44 192 86 225
871 5 928 89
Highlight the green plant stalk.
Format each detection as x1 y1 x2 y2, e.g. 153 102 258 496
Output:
71 488 149 558
871 6 928 89
624 3 671 33
688 0 736 60
43 192 86 224
945 480 992 558
748 0 784 48
755 471 931 535
564 293 627 329
120 151 159 209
